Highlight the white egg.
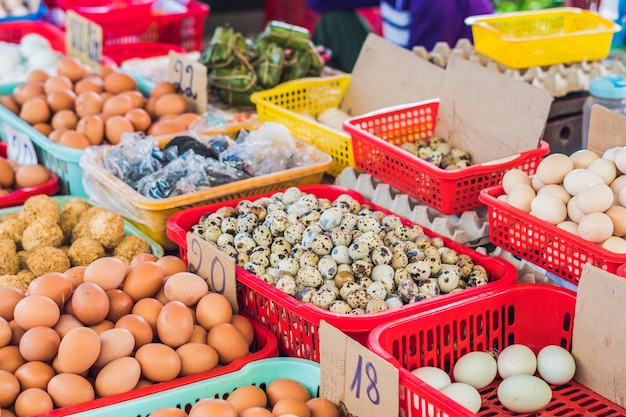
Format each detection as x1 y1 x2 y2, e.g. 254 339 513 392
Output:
610 175 626 195
531 175 546 191
602 236 626 253
562 169 604 196
615 146 626 174
497 344 536 379
603 146 622 162
411 366 451 389
452 351 497 389
620 185 626 207
27 48 62 71
530 195 567 225
497 375 552 413
569 148 600 169
535 153 574 185
578 212 614 243
19 33 52 58
507 184 535 212
567 195 586 223
440 382 482 413
537 345 576 385
502 169 531 195
587 158 617 185
537 184 571 204
557 220 580 236
0 43 21 78
576 182 614 214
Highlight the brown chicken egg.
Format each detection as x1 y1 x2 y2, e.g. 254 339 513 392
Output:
18 326 60 362
44 75 74 95
49 128 68 143
154 93 187 117
26 272 72 306
13 295 60 330
71 282 110 325
105 289 134 322
76 114 105 145
83 257 127 290
13 361 55 390
123 90 146 108
149 408 188 417
75 91 103 118
95 356 141 397
56 326 101 374
59 130 90 149
123 261 164 301
195 292 232 330
15 164 50 189
125 108 152 132
272 398 311 417
0 94 20 114
105 115 134 144
115 314 153 350
51 109 79 130
0 344 25 373
131 298 163 333
33 122 53 136
46 89 76 112
104 72 137 94
135 343 181 382
148 119 186 137
188 399 237 417
0 317 10 348
13 387 54 417
13 82 45 105
94 327 135 368
206 322 249 365
267 379 312 406
226 385 268 413
74 76 104 95
57 57 88 82
0 157 14 188
26 69 50 84
47 372 95 407
19 96 50 124
176 343 219 376
53 314 83 339
150 81 177 99
102 93 133 116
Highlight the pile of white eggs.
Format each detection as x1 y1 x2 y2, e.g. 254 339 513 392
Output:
0 33 63 84
412 343 576 414
499 146 626 253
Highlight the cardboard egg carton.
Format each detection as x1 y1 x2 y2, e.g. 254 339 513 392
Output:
413 39 626 97
335 167 490 245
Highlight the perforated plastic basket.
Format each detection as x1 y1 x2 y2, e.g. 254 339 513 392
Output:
70 358 320 417
343 100 550 215
32 316 278 416
465 7 621 69
166 185 518 362
250 75 353 176
479 185 626 286
367 284 626 417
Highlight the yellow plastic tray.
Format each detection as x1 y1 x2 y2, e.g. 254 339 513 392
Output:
465 7 620 69
250 75 352 176
80 131 333 251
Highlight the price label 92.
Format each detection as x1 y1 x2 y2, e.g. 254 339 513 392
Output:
4 123 37 165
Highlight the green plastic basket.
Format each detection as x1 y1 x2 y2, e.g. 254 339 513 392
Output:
0 195 164 257
71 358 321 416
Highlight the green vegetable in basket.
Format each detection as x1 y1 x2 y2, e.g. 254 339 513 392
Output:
258 20 312 51
201 23 237 68
255 43 285 88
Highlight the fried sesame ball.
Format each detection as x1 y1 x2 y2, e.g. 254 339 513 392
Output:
90 211 125 249
20 195 61 224
21 218 65 251
26 246 71 276
0 212 20 225
0 274 28 292
60 199 92 237
0 217 27 245
68 237 105 266
113 235 151 261
0 236 16 252
0 250 19 275
17 269 35 286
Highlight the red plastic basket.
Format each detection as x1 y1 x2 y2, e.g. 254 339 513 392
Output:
618 263 626 278
61 0 209 51
56 0 154 15
166 185 518 362
40 316 278 416
343 100 550 215
0 142 59 209
367 284 626 417
0 20 66 52
479 185 626 286
103 42 185 65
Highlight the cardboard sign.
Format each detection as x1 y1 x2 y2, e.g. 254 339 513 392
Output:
65 10 103 69
572 264 626 407
341 33 445 116
3 122 37 165
435 55 553 164
319 321 399 417
168 51 208 114
587 104 626 155
185 232 238 313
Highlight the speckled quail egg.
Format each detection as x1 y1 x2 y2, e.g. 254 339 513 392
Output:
271 237 292 254
290 245 306 261
406 261 431 281
440 248 459 264
401 142 419 155
281 187 303 205
278 257 300 276
397 280 420 303
236 199 254 215
407 248 426 263
319 283 340 297
216 233 235 247
394 268 412 285
202 212 223 228
366 281 388 300
357 216 382 234
275 275 298 297
311 287 337 310
221 216 238 235
419 278 441 297
334 194 361 214
391 251 409 269
438 264 461 293
248 203 267 222
269 214 290 236
259 273 275 285
370 246 392 265
346 289 371 309
297 265 324 287
456 258 474 278
317 256 338 280
328 226 353 247
298 193 319 210
286 202 310 218
371 264 395 289
311 234 334 256
319 207 344 231
330 245 351 265
269 251 289 267
385 294 404 309
252 225 273 247
299 250 320 268
366 299 388 314
266 200 286 212
298 286 317 303
337 263 353 274
191 223 205 236
249 251 270 268
329 300 353 314
301 228 320 250
352 260 372 279
216 206 236 218
317 198 332 210
234 233 257 254
334 270 355 287
427 150 444 167
282 223 305 244
220 244 238 257
339 281 361 300
340 212 359 229
234 252 250 267
348 239 369 260
236 213 258 233
467 265 488 287
244 261 265 276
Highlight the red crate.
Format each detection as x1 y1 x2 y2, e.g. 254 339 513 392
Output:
479 185 626 286
0 20 66 52
0 143 59 209
40 316 278 416
367 284 626 417
103 42 185 65
343 100 550 215
60 0 209 51
166 185 517 362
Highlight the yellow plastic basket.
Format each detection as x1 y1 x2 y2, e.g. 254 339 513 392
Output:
250 75 353 176
465 7 621 69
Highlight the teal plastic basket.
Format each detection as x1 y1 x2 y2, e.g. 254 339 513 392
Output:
71 358 321 417
0 195 164 257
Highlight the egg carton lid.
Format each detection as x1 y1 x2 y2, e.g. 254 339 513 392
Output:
334 167 490 245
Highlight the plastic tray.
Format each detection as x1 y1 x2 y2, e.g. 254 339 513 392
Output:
367 284 626 417
166 184 518 361
0 142 60 208
343 100 550 215
61 0 209 52
250 75 353 176
464 7 621 69
80 131 333 251
479 185 626 286
69 358 319 417
37 316 279 416
0 78 153 197
103 42 185 65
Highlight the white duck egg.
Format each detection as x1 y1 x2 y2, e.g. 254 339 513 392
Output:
569 148 600 169
557 220 580 236
19 33 52 58
562 169 604 196
531 175 546 191
28 48 61 71
530 195 567 225
507 184 535 212
502 168 531 194
497 344 536 379
576 182 614 214
411 366 451 389
0 43 21 78
615 146 626 174
602 236 626 253
440 382 482 413
602 146 622 162
610 175 626 195
452 351 497 389
578 212 614 243
497 375 552 413
535 153 574 185
537 345 576 386
536 184 571 204
588 157 617 185
567 195 586 223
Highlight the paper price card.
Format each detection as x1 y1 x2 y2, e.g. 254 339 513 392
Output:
319 321 398 417
65 10 103 69
168 51 208 115
3 123 37 165
186 232 238 313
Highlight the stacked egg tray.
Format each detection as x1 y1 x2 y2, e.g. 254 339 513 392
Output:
367 284 626 417
416 38 626 97
166 184 518 362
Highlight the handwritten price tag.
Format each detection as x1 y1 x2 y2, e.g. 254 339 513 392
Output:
65 10 102 69
168 51 207 115
3 123 37 165
320 321 398 417
186 232 238 313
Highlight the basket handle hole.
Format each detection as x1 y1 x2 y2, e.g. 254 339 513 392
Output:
559 125 571 141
